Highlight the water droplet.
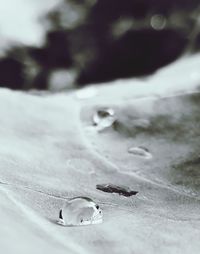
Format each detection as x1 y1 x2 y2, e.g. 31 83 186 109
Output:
150 14 166 30
58 197 103 226
76 86 97 99
93 107 115 130
128 146 152 159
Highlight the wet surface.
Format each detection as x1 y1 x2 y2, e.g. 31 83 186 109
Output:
1 55 200 253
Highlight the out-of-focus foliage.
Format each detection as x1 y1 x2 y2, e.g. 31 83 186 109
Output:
0 0 200 90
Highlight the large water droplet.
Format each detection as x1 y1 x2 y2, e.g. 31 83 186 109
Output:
58 197 103 226
128 146 152 159
93 107 115 130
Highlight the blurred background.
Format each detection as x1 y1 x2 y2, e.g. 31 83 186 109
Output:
0 0 200 91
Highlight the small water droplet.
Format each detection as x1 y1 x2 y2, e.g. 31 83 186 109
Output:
128 146 152 159
58 197 103 226
93 107 115 130
76 87 97 99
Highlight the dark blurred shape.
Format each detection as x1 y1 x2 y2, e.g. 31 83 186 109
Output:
193 33 200 51
77 29 188 84
88 0 200 23
28 30 73 90
0 0 199 90
31 69 49 90
0 58 25 89
29 30 73 69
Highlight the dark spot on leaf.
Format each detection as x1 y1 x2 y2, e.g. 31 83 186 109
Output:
96 184 138 197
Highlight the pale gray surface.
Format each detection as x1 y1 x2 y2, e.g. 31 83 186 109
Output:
0 54 200 254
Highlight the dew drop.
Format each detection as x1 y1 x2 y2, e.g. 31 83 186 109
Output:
58 197 103 226
93 107 115 130
128 146 152 159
